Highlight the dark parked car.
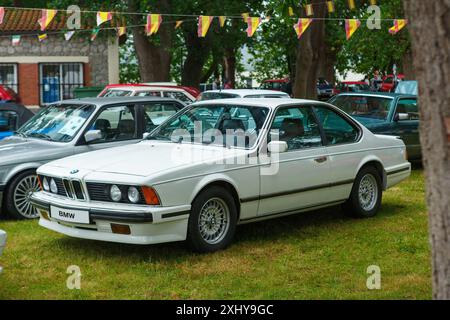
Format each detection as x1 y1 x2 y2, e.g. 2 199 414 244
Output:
328 92 420 161
0 103 34 140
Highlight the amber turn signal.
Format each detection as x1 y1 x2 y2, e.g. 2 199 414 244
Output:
141 186 160 205
111 224 131 235
37 175 43 191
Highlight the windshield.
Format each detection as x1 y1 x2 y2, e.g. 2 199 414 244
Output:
100 89 133 97
18 104 95 142
329 95 393 121
149 104 270 149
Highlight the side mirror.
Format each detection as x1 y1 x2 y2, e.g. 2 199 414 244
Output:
268 141 288 154
143 132 151 139
84 130 102 143
394 113 409 122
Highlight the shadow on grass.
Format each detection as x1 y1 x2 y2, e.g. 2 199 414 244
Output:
47 204 381 260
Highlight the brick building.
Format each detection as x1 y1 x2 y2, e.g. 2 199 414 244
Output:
0 9 120 107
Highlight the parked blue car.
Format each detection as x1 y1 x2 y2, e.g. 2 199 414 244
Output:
0 104 34 140
329 92 421 161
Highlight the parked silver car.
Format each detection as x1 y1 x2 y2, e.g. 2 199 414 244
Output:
0 97 185 219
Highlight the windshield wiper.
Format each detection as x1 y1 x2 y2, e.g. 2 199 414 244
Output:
13 131 28 138
147 134 171 141
27 132 54 141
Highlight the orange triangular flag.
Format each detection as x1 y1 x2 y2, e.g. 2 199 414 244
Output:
246 17 261 37
294 18 312 39
389 19 407 34
39 9 57 31
198 16 214 37
175 21 183 29
345 19 360 40
146 14 162 35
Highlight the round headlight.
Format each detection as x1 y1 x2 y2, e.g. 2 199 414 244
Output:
43 177 50 191
50 178 58 194
110 185 122 202
128 187 140 204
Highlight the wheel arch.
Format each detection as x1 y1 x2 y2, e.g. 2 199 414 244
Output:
189 176 241 220
356 157 387 190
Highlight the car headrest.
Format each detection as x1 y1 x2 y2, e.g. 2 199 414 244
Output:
94 119 111 131
281 118 304 138
118 120 135 133
222 119 245 133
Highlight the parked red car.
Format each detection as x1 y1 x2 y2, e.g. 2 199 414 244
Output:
0 85 20 103
380 74 405 92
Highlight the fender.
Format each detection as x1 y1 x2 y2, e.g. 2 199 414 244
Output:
4 162 44 186
188 173 240 204
355 155 387 189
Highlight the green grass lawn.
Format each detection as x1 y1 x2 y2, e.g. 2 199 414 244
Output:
0 169 431 299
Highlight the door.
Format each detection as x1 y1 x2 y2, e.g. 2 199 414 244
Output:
313 105 364 201
77 104 142 152
392 98 420 159
258 105 331 216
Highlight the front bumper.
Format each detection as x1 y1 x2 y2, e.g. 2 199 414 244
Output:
31 191 191 245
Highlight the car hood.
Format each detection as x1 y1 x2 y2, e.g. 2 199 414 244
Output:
44 141 249 177
0 136 66 165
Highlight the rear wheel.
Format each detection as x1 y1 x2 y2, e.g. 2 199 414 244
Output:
345 166 382 218
187 186 237 253
4 170 40 220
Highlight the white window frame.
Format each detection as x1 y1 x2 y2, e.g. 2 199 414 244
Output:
0 63 19 93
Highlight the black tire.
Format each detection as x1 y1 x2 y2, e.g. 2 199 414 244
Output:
187 186 237 253
344 166 383 218
3 170 40 220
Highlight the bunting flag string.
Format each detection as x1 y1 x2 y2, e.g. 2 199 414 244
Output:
246 17 261 37
219 16 226 27
38 33 48 42
0 7 5 25
64 30 75 41
146 14 162 35
198 15 214 37
327 1 335 13
345 19 361 40
389 19 407 35
97 11 112 26
294 18 312 39
175 20 183 29
305 4 314 17
12 35 21 46
117 26 126 37
90 27 100 41
38 9 57 31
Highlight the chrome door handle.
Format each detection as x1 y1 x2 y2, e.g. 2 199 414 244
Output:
314 156 328 163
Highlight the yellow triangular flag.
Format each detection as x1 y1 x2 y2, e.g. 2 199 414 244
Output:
198 16 214 37
97 11 112 27
389 19 407 35
219 16 226 27
345 19 361 40
294 18 312 39
246 17 261 37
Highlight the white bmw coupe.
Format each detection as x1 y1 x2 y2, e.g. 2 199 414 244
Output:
31 99 411 252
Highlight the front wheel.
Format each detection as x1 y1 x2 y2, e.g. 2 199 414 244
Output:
187 186 237 253
3 170 40 220
345 166 382 218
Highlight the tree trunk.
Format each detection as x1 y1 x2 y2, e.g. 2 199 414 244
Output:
128 0 173 82
293 0 326 99
223 48 237 88
181 29 211 88
402 49 416 80
403 0 450 300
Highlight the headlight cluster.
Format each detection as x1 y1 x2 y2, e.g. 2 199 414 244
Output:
42 177 58 194
107 184 160 205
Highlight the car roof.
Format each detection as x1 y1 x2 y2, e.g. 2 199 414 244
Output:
333 92 417 99
58 96 180 106
202 89 289 96
105 86 185 92
193 98 326 109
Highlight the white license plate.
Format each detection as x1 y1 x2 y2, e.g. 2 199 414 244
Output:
50 206 90 224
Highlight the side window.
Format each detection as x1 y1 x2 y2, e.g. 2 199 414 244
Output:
314 107 359 145
163 91 193 103
136 91 162 97
91 105 137 143
270 106 322 151
0 111 18 132
143 103 179 132
396 99 419 120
